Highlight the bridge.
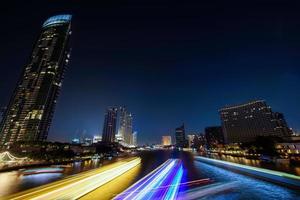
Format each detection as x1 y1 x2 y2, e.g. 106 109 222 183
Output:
0 151 27 163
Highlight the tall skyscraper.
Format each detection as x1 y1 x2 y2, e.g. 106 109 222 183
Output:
175 124 187 148
273 112 293 136
132 131 137 146
116 107 126 142
162 136 172 146
0 15 72 146
124 113 133 145
116 107 133 145
102 107 118 143
187 134 196 148
220 100 292 144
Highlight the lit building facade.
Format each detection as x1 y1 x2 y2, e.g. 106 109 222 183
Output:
220 100 292 144
102 107 118 143
93 135 102 144
132 131 137 146
162 136 172 146
187 134 196 148
175 124 187 148
0 15 72 146
116 107 133 145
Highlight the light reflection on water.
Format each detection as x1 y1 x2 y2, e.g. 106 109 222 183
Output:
0 159 103 197
0 151 299 199
194 160 300 200
208 154 300 176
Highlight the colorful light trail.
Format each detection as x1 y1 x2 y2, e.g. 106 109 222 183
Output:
195 156 300 188
114 159 184 200
6 158 141 200
164 165 183 200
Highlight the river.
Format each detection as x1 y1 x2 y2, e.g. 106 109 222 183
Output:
0 150 299 199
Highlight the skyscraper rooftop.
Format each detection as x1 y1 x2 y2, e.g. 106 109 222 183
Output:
43 14 72 28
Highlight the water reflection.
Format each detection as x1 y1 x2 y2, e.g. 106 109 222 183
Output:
0 158 105 197
0 151 299 199
208 154 300 176
80 164 142 200
22 173 63 186
193 160 300 200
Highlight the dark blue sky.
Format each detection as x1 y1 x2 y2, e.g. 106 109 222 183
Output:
1 0 300 144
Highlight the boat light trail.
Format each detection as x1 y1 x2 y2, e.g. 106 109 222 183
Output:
9 158 141 200
195 156 300 188
177 182 238 200
115 159 184 200
126 160 175 200
114 159 174 200
164 165 183 200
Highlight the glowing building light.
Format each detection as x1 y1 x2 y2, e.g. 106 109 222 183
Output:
43 15 72 28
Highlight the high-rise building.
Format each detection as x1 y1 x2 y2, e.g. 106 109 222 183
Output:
125 113 133 144
132 131 138 146
175 124 187 148
273 112 293 136
102 107 118 143
116 107 126 142
205 126 224 148
0 107 5 125
187 134 196 148
162 136 172 146
93 135 102 144
220 100 292 144
0 15 72 146
116 107 133 145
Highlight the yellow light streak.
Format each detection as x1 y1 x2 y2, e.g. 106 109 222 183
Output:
2 157 140 200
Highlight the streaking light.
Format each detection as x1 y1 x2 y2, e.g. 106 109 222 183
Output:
195 156 300 188
11 158 141 200
115 159 184 200
195 156 300 181
128 160 176 200
164 165 183 200
115 159 174 200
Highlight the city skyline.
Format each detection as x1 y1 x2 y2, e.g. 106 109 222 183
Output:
1 1 300 144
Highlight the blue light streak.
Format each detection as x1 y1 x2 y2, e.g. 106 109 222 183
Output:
164 165 183 200
114 159 185 200
114 159 173 200
131 160 175 200
195 156 300 188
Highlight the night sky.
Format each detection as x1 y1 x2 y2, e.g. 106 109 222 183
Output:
1 0 300 144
